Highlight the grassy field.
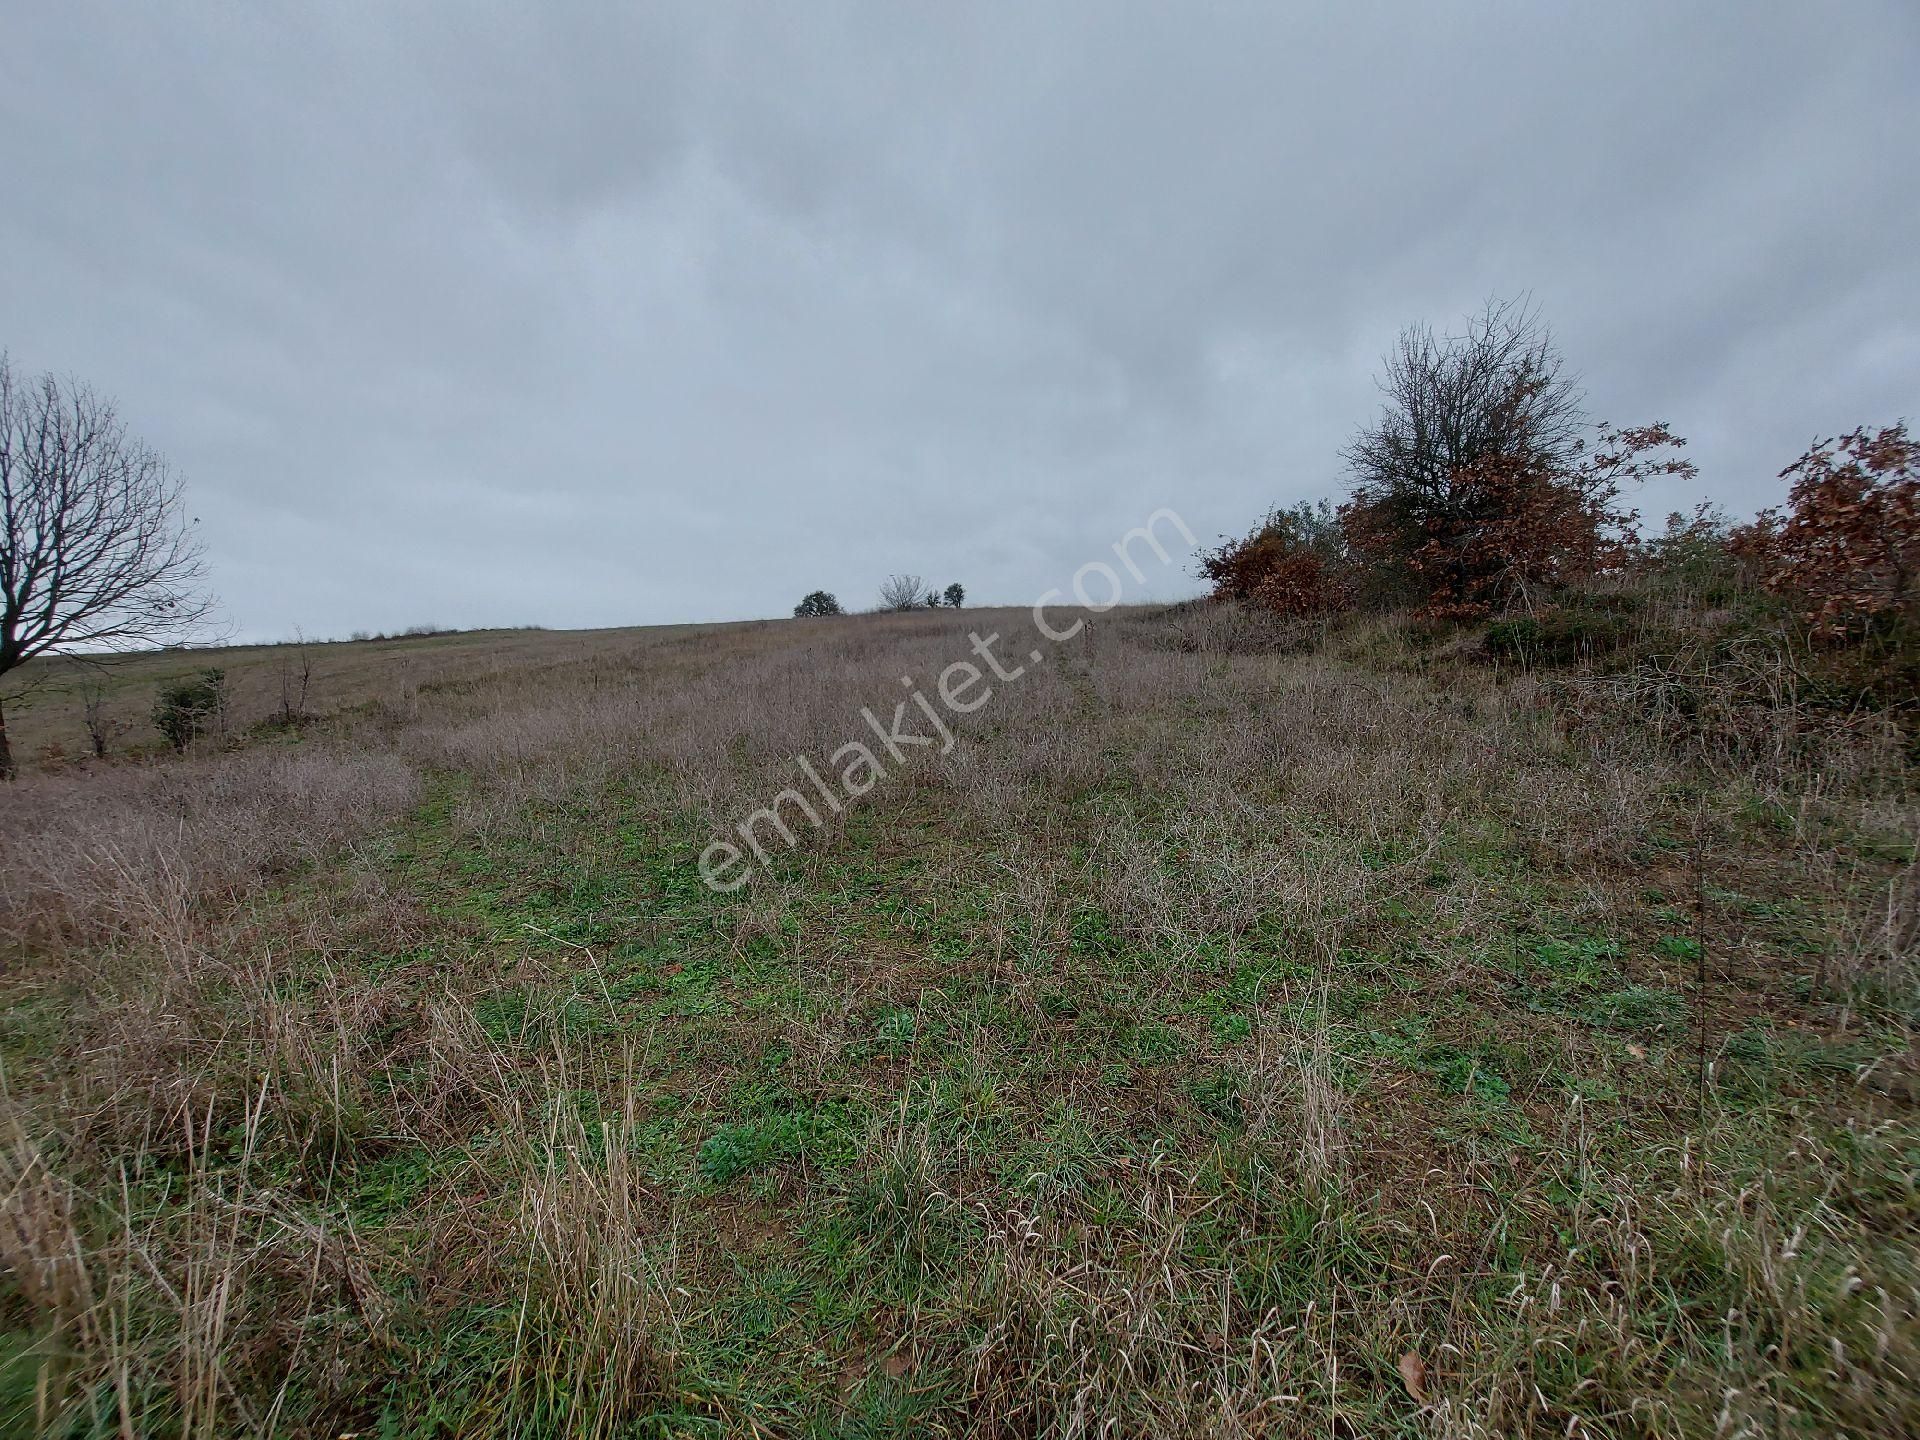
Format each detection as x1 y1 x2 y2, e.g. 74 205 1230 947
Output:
0 598 1914 1436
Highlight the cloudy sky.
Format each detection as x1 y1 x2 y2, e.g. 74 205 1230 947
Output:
3 3 1915 640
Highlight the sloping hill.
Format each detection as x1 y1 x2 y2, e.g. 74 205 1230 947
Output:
0 605 1912 1435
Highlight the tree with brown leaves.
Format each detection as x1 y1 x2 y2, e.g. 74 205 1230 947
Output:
1340 298 1586 573
1339 307 1695 622
1342 422 1693 619
1732 424 1920 637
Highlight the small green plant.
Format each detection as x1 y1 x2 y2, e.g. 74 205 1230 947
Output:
1582 984 1688 1035
1211 1012 1252 1044
698 1103 853 1186
1126 1021 1188 1065
151 667 227 750
872 1009 917 1058
1188 1070 1243 1125
698 1123 773 1185
1485 607 1631 666
1428 1048 1512 1101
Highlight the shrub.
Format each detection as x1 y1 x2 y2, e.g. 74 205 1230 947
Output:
1484 607 1632 667
877 574 926 611
152 668 227 751
1635 504 1743 602
81 684 122 759
793 590 843 618
1731 424 1920 637
1198 501 1355 617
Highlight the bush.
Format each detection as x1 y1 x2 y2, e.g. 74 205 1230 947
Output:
152 668 228 751
1197 502 1355 617
1635 504 1743 602
1731 424 1919 637
793 590 843 618
877 574 926 611
1484 607 1633 667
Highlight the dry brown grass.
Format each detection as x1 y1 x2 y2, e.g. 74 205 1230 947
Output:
0 600 1911 1436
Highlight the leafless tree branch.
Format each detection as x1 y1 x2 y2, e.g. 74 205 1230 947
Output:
1343 296 1586 515
0 354 216 775
877 573 927 611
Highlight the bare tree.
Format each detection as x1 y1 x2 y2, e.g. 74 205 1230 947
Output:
80 680 122 759
877 573 926 611
1342 297 1585 525
276 628 315 726
0 355 214 776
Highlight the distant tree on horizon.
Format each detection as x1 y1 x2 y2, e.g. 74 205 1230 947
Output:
943 582 965 609
877 574 925 611
793 590 843 618
0 355 215 777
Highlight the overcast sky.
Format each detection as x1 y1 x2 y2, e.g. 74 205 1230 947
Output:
3 4 1915 640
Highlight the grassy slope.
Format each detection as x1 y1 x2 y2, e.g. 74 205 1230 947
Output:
0 604 1914 1437
2 624 727 765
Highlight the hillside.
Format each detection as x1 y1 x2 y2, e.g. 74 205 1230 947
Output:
0 603 1914 1436
0 625 726 769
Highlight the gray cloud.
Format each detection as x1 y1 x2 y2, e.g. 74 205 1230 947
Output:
3 2 1915 639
